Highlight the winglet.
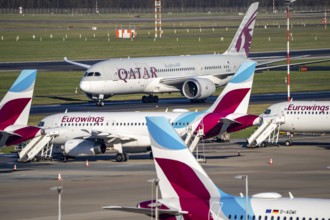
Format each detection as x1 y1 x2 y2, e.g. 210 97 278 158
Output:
0 69 37 126
64 57 91 69
206 61 256 114
146 116 226 218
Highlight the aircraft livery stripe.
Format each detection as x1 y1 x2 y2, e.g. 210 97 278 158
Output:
5 126 41 146
10 70 37 93
147 117 186 150
0 98 31 129
155 158 211 219
213 88 250 113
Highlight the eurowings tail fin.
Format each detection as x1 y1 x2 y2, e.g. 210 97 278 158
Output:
146 116 228 217
206 61 256 114
224 2 258 57
0 70 37 126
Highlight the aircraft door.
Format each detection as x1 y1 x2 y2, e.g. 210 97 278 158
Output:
112 65 120 81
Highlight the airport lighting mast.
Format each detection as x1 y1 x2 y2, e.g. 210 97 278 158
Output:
155 0 162 38
285 0 296 102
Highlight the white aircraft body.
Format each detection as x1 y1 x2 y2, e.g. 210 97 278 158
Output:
39 61 260 162
262 100 330 145
104 116 330 219
65 2 259 106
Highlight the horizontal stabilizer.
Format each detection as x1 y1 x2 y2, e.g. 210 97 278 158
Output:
102 206 187 216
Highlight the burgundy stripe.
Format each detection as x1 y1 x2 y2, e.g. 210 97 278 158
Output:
0 98 31 127
213 88 250 113
5 126 40 146
156 158 212 219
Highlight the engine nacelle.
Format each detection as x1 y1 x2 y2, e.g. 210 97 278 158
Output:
182 78 215 100
64 139 106 157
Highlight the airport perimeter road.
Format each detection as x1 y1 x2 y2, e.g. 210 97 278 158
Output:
0 135 329 220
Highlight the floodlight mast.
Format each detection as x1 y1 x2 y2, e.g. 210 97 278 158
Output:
285 0 296 102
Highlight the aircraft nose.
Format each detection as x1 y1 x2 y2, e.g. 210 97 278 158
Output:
80 80 91 92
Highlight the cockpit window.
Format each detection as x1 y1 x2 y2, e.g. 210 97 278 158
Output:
264 109 271 114
84 72 101 77
38 121 44 127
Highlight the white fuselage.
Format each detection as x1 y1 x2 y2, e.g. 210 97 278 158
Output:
40 111 202 153
80 54 248 97
262 101 330 133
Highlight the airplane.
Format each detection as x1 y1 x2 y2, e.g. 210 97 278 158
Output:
64 2 259 106
38 61 260 162
0 69 43 147
260 100 330 146
103 116 330 219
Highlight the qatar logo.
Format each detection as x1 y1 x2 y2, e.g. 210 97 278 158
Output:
117 67 157 83
235 10 257 56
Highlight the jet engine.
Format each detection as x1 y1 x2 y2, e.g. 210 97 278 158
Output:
182 78 216 100
64 139 106 157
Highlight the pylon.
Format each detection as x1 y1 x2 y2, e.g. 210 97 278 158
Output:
269 158 273 166
58 173 62 181
85 159 89 167
13 164 17 171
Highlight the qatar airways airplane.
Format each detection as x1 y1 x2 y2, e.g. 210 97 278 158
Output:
104 116 330 219
64 2 259 106
0 69 43 147
261 101 330 145
38 61 260 162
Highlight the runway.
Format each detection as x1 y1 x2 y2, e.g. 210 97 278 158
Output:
0 49 329 71
30 91 330 115
0 134 329 220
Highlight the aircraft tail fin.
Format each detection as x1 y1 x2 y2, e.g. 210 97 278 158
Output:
224 2 258 57
0 70 37 126
206 61 256 114
146 116 226 217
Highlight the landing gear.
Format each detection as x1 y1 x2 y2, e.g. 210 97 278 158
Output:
115 153 128 162
96 100 104 107
285 133 293 146
285 139 292 146
142 95 159 103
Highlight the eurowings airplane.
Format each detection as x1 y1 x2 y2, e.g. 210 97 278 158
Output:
38 61 260 162
64 2 259 106
261 101 330 145
103 116 330 219
0 70 43 147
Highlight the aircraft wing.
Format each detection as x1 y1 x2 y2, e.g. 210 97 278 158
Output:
64 57 91 69
81 129 137 142
159 76 193 86
0 130 22 137
220 118 241 125
256 58 330 71
102 206 188 216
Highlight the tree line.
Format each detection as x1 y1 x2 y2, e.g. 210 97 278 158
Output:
0 0 327 10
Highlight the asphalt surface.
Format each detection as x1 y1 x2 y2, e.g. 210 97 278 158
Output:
0 135 329 220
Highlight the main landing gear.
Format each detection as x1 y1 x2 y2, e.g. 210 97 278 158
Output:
115 153 128 162
285 132 293 146
142 95 159 103
96 100 105 107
